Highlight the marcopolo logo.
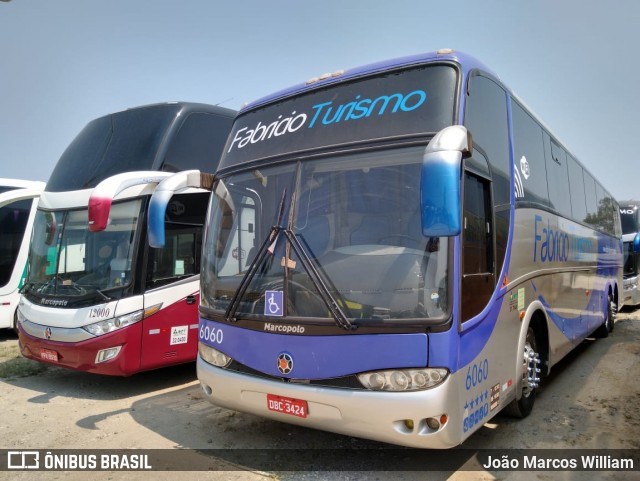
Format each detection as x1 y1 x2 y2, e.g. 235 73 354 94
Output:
228 89 428 153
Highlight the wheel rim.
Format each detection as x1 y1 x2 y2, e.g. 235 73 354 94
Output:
606 295 616 331
521 332 541 397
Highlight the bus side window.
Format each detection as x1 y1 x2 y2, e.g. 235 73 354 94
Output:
461 171 495 322
146 227 201 287
546 135 571 219
0 198 31 287
465 73 510 284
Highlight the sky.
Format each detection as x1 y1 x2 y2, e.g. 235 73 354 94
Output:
1 0 639 201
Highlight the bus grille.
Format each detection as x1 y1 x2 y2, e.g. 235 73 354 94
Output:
226 361 364 389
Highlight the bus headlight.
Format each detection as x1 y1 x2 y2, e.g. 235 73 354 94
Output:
198 342 232 367
357 368 449 391
83 310 144 336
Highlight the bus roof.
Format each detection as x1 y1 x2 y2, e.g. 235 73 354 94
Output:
0 178 46 189
115 101 235 117
46 101 236 193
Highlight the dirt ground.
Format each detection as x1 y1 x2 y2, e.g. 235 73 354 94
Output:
1 307 639 481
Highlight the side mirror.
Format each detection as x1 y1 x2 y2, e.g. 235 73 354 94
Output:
148 170 214 248
88 171 172 232
420 126 472 237
634 233 640 253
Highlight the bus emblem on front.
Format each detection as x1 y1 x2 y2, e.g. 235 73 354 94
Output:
277 352 293 374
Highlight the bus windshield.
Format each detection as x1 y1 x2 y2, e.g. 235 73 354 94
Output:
202 146 449 324
620 209 639 235
27 200 141 298
0 198 32 288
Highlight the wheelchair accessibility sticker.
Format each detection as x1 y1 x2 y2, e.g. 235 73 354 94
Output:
265 290 284 317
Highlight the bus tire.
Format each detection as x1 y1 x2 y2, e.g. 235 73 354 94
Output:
504 326 541 418
594 292 614 338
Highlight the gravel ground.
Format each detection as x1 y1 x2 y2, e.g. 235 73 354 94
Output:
1 307 639 481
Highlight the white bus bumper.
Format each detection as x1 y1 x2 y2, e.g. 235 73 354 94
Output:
197 356 464 449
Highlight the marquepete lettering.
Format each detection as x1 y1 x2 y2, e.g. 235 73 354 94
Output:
264 322 305 334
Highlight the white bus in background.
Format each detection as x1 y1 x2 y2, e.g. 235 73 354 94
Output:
619 201 640 307
0 179 45 330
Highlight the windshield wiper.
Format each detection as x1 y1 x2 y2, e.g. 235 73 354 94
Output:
22 279 113 302
224 187 354 330
225 189 288 322
224 224 281 322
224 225 354 330
282 229 354 331
89 286 113 301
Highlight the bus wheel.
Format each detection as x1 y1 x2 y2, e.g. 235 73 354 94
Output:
504 326 541 418
594 293 615 338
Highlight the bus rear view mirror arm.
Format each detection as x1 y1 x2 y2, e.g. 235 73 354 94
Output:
420 125 472 237
148 170 216 248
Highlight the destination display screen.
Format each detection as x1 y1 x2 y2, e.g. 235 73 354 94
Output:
220 64 457 170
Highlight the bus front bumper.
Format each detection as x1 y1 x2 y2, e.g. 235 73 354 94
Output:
197 356 464 449
18 321 143 376
623 276 640 307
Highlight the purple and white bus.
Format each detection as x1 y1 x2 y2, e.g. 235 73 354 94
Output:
155 50 622 447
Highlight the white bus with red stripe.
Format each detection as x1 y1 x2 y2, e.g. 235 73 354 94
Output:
17 102 234 375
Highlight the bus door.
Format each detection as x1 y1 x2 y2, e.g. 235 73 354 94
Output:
140 192 210 370
461 170 495 321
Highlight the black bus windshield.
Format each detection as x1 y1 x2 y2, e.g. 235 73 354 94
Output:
201 146 449 324
620 208 640 235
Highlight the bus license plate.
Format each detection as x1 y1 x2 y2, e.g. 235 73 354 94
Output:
267 394 308 418
40 348 58 362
